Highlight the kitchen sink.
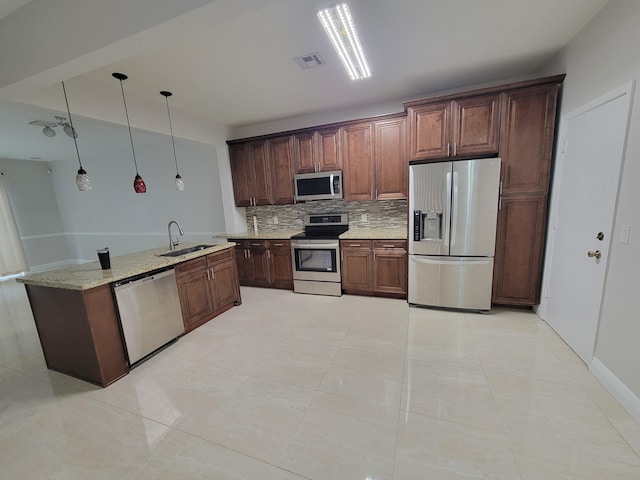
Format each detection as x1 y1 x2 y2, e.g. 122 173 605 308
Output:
159 244 213 257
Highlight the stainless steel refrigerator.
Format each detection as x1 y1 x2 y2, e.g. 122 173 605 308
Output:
408 158 501 311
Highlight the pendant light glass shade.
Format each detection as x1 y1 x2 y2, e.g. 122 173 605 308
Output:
160 91 184 191
175 174 184 191
62 81 92 191
113 72 146 193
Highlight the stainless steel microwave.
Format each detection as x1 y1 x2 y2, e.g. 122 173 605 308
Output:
294 170 343 202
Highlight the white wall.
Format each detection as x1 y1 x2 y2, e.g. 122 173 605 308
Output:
0 158 73 270
49 137 227 261
540 0 640 401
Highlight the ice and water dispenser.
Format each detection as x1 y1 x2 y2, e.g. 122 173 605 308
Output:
413 210 443 242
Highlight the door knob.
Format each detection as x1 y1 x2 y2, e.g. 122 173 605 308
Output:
587 250 601 260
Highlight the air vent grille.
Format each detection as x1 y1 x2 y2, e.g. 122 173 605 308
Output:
294 53 325 70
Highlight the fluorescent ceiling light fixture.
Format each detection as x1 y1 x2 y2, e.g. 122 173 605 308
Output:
318 3 371 80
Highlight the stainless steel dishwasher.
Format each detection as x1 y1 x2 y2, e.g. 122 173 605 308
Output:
113 267 185 365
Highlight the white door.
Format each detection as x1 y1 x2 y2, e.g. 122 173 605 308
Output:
542 83 633 362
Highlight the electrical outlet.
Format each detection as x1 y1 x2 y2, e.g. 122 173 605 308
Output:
361 213 368 222
272 216 279 225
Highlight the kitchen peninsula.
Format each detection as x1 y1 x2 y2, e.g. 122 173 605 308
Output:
17 243 240 387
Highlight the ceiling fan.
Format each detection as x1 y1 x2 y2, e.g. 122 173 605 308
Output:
29 115 77 138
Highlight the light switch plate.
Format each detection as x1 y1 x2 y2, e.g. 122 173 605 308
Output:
272 216 279 225
620 224 630 244
361 213 367 222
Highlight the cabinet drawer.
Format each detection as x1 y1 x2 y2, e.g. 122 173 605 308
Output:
267 240 291 249
207 248 232 266
373 240 407 250
340 240 372 251
175 256 207 276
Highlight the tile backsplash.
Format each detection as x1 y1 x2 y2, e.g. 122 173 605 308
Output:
246 199 407 232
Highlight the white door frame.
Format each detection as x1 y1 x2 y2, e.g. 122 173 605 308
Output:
538 80 634 361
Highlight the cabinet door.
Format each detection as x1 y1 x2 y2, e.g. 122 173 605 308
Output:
211 260 240 312
374 118 407 200
229 144 253 207
249 141 272 205
342 122 374 201
373 249 407 297
293 132 317 173
453 94 500 157
317 127 342 171
248 242 270 287
341 241 373 294
408 101 451 161
500 84 559 195
177 268 215 331
492 195 548 306
235 244 252 285
268 241 293 289
269 136 295 204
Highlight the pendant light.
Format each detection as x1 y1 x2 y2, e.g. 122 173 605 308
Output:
112 73 147 193
62 81 92 191
160 91 184 191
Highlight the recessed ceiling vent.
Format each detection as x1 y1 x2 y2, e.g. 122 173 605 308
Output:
294 53 325 70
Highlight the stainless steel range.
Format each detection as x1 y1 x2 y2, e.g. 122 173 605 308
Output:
290 213 348 296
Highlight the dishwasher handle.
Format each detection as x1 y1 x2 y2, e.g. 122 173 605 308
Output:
113 266 175 289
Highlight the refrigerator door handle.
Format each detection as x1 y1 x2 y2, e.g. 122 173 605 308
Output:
451 171 459 247
444 171 452 247
410 256 492 266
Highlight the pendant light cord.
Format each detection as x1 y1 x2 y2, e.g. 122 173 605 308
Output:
117 78 140 174
164 96 179 175
61 81 83 170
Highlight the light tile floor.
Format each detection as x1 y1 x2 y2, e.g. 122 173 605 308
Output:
1 280 640 479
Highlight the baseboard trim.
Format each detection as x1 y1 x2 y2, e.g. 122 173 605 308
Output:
590 357 640 424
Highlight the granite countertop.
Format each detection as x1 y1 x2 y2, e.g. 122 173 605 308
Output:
17 242 236 291
221 230 303 240
339 227 407 240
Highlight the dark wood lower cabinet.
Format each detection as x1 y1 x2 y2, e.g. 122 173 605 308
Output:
373 241 408 297
341 241 374 295
341 240 407 299
236 239 293 289
268 241 294 289
492 195 548 306
25 283 128 387
176 248 241 332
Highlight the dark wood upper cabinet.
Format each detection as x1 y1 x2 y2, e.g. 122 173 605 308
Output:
407 94 500 161
229 143 254 207
499 85 559 195
293 131 316 173
268 136 295 204
316 127 342 172
249 141 271 205
229 141 272 207
408 101 451 160
374 118 407 200
453 94 501 157
342 122 374 201
293 128 342 174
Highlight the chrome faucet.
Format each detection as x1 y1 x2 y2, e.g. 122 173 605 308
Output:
168 220 184 251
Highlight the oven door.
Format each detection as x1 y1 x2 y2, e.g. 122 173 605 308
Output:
291 240 341 282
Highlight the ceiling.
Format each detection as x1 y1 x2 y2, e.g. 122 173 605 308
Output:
0 0 610 162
